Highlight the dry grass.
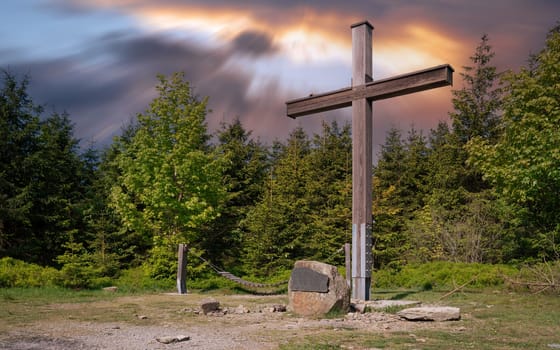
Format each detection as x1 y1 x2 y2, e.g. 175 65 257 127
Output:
0 287 559 349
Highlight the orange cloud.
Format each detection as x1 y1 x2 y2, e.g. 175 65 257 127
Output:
127 4 356 65
373 23 467 78
71 1 464 76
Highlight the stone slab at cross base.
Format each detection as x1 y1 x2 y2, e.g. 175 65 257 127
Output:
397 306 461 321
288 260 350 317
351 299 421 313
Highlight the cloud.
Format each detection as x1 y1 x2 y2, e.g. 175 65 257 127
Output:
7 0 560 155
231 30 278 57
3 29 294 147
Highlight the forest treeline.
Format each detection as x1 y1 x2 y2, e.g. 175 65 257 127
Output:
1 25 559 287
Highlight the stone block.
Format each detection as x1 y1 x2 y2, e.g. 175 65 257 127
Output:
397 306 461 321
288 260 350 317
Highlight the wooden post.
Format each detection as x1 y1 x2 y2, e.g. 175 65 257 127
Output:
345 243 351 289
351 21 373 301
177 243 188 294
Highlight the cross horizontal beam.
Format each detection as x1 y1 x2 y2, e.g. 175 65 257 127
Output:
286 64 454 119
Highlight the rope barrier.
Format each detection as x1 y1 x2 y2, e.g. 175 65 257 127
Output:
197 256 288 289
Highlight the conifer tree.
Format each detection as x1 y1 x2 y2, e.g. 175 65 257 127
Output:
408 35 506 263
373 127 429 267
305 121 352 265
1 71 88 265
242 127 311 276
201 118 269 270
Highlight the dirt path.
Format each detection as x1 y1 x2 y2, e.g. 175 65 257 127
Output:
0 293 458 349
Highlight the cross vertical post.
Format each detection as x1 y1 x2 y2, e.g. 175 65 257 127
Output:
285 21 453 302
351 21 373 300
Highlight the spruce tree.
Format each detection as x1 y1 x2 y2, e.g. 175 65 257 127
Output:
305 121 352 266
242 127 312 276
0 72 88 265
201 118 269 270
409 35 506 263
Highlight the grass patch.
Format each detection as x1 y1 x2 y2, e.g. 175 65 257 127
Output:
0 286 116 304
374 261 518 290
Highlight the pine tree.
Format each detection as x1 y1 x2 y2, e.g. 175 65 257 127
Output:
450 34 503 145
29 112 85 265
406 34 507 263
0 71 42 261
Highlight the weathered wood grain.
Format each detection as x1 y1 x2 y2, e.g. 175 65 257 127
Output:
286 64 453 118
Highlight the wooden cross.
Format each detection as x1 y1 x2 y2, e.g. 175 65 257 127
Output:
286 21 453 300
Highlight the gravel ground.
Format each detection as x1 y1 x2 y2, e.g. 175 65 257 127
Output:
0 294 459 349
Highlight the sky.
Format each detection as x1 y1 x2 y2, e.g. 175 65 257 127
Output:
1 1 559 158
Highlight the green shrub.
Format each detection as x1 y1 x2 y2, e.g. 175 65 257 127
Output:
56 242 99 289
189 273 237 291
374 261 518 290
115 266 174 293
0 257 59 288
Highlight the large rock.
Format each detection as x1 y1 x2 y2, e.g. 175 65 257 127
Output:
397 306 461 321
288 260 350 317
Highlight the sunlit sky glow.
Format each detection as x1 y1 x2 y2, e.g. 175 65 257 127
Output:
1 0 558 159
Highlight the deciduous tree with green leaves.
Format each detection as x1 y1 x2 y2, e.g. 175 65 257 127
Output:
468 25 560 259
110 72 226 279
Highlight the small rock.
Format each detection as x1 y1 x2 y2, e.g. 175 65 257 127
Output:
207 310 226 317
200 298 220 315
234 305 250 314
156 335 190 344
137 315 148 320
397 306 461 322
260 304 287 313
548 344 560 349
102 286 118 292
271 304 287 312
